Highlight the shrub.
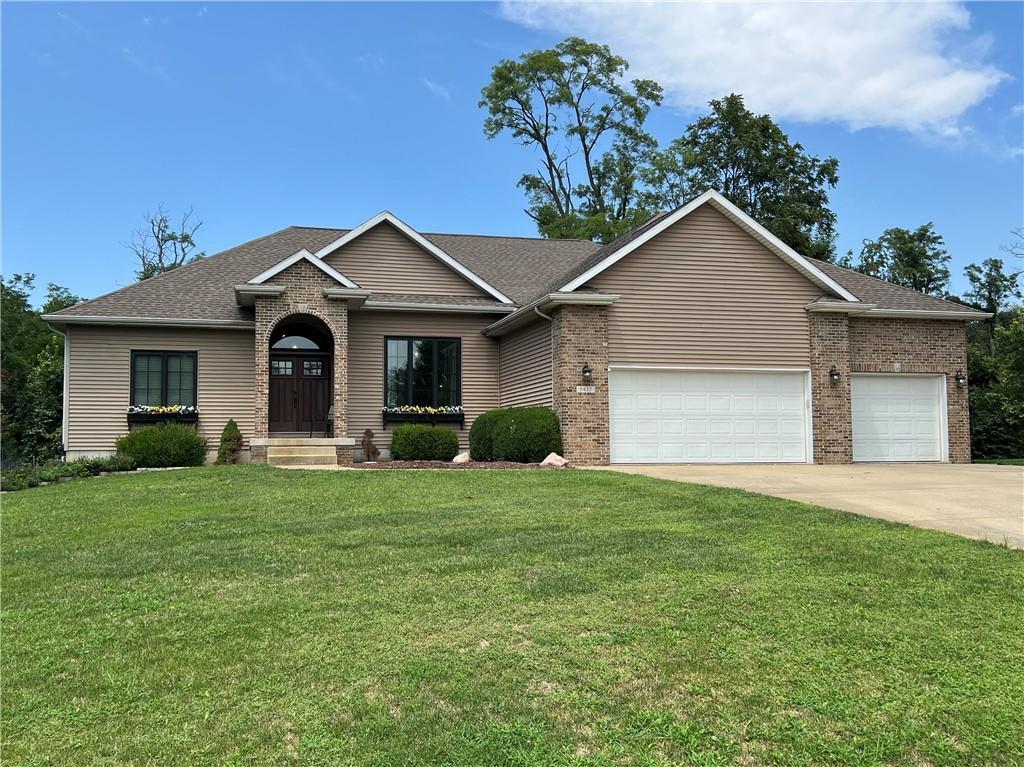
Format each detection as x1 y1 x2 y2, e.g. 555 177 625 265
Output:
469 408 506 461
390 424 460 461
491 407 563 463
216 419 244 465
35 461 90 483
74 455 138 475
115 423 208 468
1 469 33 492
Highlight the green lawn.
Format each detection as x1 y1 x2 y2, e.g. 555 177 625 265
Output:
3 466 1022 766
974 458 1024 466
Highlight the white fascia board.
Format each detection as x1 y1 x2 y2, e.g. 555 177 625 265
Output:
558 190 860 303
234 284 285 306
322 287 372 309
247 249 360 288
862 308 992 320
361 300 516 314
41 315 256 330
805 300 876 314
313 211 513 304
482 292 620 336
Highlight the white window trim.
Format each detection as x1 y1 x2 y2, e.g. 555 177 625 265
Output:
247 249 360 288
559 189 860 303
312 211 513 304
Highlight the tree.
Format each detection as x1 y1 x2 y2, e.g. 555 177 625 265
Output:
480 37 663 242
648 94 840 259
968 308 1024 459
1002 227 1024 261
1 274 84 464
964 258 1023 355
126 205 205 280
850 223 951 296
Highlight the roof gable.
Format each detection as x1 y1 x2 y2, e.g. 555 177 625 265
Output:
314 211 512 303
557 190 859 303
247 248 359 287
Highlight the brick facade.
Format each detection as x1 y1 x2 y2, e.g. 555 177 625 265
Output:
809 314 970 464
550 304 609 466
252 259 352 464
808 313 853 463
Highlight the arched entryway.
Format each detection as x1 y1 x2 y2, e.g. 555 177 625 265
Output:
268 315 333 434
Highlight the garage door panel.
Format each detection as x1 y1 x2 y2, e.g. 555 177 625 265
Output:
852 375 943 462
610 370 808 464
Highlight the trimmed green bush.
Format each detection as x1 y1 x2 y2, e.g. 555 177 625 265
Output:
491 407 563 463
216 419 244 465
390 424 460 461
74 455 138 475
1 470 33 492
115 423 208 468
468 408 506 461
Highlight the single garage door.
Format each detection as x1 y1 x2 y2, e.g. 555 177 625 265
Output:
609 369 809 464
851 374 945 462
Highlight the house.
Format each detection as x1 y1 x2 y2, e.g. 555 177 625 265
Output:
44 190 988 466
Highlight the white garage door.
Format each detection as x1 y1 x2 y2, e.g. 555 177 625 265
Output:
609 369 809 464
851 375 945 462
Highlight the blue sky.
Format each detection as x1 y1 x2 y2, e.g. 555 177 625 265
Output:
3 1 1022 304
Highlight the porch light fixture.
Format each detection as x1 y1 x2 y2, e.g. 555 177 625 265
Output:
829 366 841 385
955 370 967 387
581 363 593 383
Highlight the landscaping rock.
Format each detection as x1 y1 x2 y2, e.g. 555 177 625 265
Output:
540 453 569 468
452 451 471 464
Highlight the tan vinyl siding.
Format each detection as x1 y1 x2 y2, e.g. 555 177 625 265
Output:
323 222 488 296
347 311 498 449
590 204 824 367
66 325 255 454
498 319 552 407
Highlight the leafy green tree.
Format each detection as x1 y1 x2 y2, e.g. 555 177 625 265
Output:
849 223 951 296
964 258 1022 355
127 206 206 280
969 309 1024 458
480 37 663 242
648 94 840 259
1 274 83 464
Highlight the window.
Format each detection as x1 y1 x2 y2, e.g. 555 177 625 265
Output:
385 337 460 408
272 335 320 350
302 360 323 377
131 351 197 406
271 360 293 376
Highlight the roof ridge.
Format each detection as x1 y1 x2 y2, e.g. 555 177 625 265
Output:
288 223 595 244
49 225 299 316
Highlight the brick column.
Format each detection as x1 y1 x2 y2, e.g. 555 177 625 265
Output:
808 313 852 464
551 304 609 466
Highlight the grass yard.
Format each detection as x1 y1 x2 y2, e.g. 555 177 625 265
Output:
3 466 1022 766
974 458 1024 466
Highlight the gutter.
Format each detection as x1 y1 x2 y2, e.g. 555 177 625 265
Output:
42 314 256 330
483 292 620 336
804 301 991 321
359 299 514 314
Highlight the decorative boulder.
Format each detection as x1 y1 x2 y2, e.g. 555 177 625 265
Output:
452 451 471 464
540 452 569 468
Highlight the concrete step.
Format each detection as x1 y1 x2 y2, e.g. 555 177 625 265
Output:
268 453 336 466
267 446 338 458
265 438 339 447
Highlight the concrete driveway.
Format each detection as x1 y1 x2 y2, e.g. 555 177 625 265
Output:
599 463 1024 548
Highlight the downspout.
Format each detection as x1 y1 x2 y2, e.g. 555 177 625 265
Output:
534 307 555 407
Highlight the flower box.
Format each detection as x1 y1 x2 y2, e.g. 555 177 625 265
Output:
127 412 199 425
381 409 464 428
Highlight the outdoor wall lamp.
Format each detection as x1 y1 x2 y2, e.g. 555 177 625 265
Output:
829 366 841 385
581 363 593 383
955 370 967 387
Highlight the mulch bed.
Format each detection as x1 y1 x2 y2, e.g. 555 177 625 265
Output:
353 460 557 470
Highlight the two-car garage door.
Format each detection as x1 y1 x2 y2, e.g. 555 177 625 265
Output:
610 369 809 463
609 369 946 464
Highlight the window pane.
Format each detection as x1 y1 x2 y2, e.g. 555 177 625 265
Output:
271 360 293 376
272 335 320 350
411 339 434 406
166 354 195 406
386 340 408 407
302 360 323 377
437 340 460 407
133 354 163 406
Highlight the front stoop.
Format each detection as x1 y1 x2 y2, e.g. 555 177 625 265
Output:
252 437 355 467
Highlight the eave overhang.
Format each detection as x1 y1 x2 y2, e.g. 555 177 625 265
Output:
483 292 620 336
805 300 991 321
41 314 256 330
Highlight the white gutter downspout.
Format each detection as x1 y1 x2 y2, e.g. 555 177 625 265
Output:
534 307 555 406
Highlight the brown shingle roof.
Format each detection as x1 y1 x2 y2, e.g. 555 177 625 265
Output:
808 259 980 314
48 213 981 323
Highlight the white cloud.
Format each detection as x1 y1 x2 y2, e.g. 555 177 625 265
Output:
501 1 1007 136
420 77 452 103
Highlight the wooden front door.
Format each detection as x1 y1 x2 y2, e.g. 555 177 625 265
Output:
269 354 330 433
